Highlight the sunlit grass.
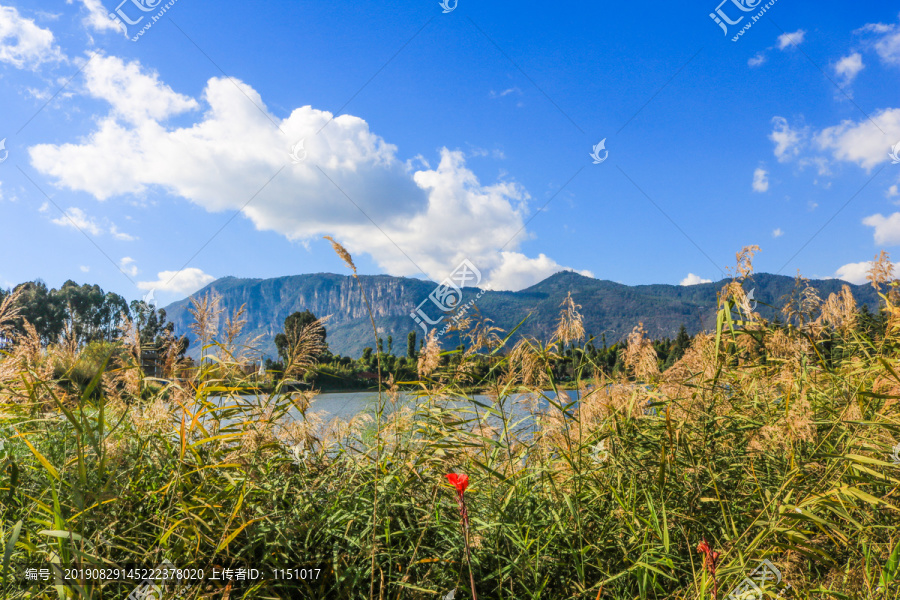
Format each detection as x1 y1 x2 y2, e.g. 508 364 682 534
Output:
1 248 899 599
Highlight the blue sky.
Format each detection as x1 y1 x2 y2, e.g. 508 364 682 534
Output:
0 0 899 304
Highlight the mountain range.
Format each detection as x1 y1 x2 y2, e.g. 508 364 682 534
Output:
161 271 881 359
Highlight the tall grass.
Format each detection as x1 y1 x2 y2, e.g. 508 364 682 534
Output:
1 248 899 599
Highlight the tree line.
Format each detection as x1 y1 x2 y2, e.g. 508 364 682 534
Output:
0 280 188 367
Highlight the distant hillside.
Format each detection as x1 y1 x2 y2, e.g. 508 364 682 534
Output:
162 271 881 359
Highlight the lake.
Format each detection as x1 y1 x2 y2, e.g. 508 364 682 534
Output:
216 389 581 430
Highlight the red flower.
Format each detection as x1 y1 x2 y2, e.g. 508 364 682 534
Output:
446 473 469 495
696 539 720 600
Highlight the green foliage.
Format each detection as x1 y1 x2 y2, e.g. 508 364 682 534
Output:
2 280 129 345
407 331 417 359
274 310 327 363
1 283 899 600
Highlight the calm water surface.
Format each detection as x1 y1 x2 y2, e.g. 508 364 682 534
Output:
220 389 579 426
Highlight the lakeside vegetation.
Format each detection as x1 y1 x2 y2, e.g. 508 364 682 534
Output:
1 246 899 599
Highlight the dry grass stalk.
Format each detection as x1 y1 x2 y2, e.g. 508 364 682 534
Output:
867 250 894 291
623 323 659 381
552 292 585 347
817 285 858 336
188 291 223 349
0 288 23 338
417 330 441 379
323 236 357 273
283 316 329 378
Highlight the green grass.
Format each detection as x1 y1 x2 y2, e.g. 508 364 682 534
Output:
1 270 899 600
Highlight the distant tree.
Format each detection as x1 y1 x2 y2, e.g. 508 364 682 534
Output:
12 280 130 346
14 281 65 344
274 310 327 363
407 332 417 359
129 299 189 369
362 347 373 362
663 325 691 369
387 335 393 355
377 337 384 354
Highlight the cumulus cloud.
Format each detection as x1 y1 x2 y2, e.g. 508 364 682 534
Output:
748 52 766 67
82 54 198 124
777 29 806 50
834 52 865 85
680 273 712 286
769 117 805 162
752 168 769 192
29 56 588 291
0 5 65 69
137 268 216 295
772 228 784 238
862 212 900 245
816 108 900 171
485 255 593 292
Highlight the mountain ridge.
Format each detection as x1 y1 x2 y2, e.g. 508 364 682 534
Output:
162 271 880 359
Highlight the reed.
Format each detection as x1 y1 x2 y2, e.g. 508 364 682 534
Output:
0 248 898 599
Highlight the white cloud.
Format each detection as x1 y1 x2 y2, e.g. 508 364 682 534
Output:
119 256 138 277
51 207 103 236
833 259 895 285
109 224 136 241
769 117 805 162
856 15 900 66
834 52 865 85
816 108 900 171
680 273 712 286
82 55 198 124
137 268 216 295
80 265 90 273
48 205 134 240
489 87 521 98
772 228 784 238
29 58 588 291
748 52 766 67
777 29 806 50
485 254 593 291
752 168 769 192
66 0 124 34
862 212 900 245
0 5 65 69
888 184 899 199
